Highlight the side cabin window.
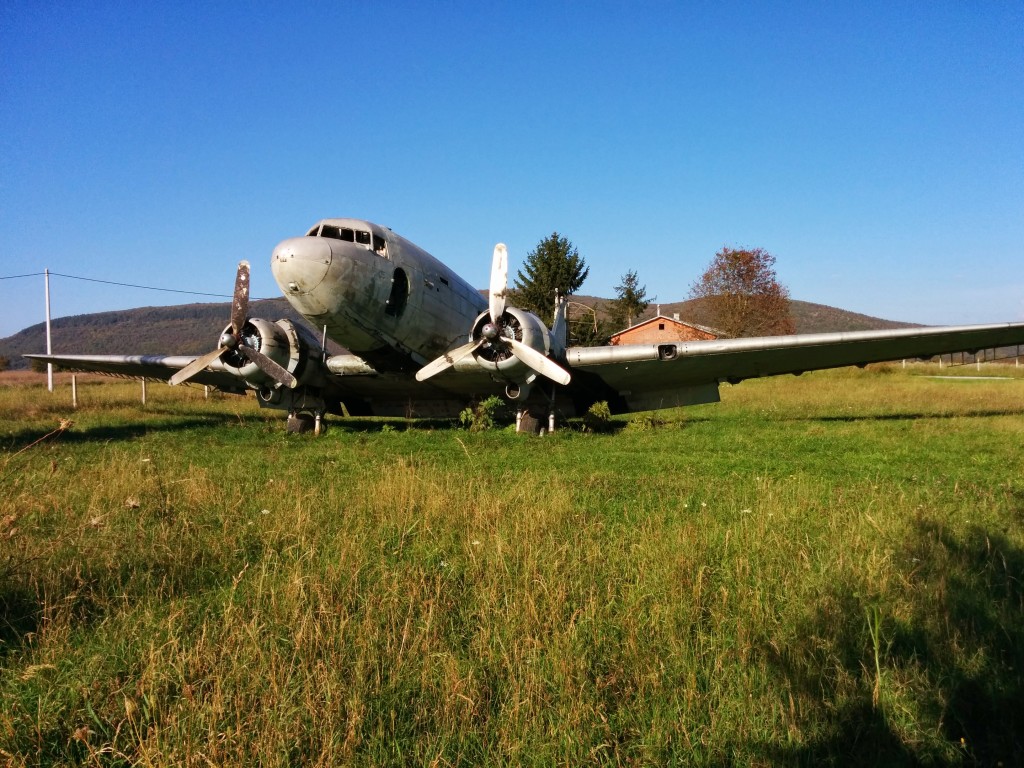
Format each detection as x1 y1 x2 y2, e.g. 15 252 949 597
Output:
355 230 371 247
385 268 409 317
372 234 388 258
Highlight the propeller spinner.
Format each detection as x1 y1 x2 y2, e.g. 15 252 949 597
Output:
169 261 298 388
415 244 571 386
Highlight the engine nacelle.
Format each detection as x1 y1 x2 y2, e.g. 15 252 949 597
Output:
462 306 551 382
218 318 325 389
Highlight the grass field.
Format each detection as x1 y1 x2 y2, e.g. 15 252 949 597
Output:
1 366 1023 766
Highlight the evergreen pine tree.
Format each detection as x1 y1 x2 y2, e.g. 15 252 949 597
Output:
511 233 589 324
609 270 650 329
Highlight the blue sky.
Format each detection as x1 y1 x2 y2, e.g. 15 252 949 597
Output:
1 1 1021 339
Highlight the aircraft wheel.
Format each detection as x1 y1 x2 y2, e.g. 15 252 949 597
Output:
286 412 315 434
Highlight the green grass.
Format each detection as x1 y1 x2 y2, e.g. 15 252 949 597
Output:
1 366 1023 765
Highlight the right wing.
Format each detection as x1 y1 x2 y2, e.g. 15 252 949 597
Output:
566 322 1024 412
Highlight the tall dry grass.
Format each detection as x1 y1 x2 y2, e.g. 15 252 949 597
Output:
1 368 1022 764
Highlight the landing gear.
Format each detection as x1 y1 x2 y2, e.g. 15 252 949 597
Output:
286 410 326 435
516 408 542 434
514 384 561 434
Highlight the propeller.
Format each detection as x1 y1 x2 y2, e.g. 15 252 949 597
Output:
169 261 298 388
415 244 571 386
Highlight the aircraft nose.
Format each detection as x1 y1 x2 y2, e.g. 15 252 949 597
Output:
271 237 332 295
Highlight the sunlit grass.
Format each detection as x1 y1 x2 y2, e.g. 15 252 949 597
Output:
1 366 1022 765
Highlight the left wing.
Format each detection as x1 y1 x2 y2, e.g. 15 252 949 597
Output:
566 322 1024 412
23 354 251 393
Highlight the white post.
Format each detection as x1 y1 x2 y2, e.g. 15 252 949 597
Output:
44 268 53 392
72 375 78 408
141 378 147 405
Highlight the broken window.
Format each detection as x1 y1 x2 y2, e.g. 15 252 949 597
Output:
355 230 371 246
385 268 409 318
306 224 321 237
373 234 388 257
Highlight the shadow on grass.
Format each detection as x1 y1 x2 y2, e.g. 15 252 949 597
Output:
795 407 1024 424
1 414 261 450
0 585 41 660
326 417 459 433
758 512 1024 765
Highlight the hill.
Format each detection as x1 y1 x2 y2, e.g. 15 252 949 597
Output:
0 297 915 370
566 296 918 335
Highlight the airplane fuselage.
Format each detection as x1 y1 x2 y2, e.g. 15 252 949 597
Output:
271 219 487 373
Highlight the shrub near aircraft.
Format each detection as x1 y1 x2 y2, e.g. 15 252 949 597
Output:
27 218 1024 433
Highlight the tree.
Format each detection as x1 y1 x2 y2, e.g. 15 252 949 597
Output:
511 232 589 324
608 270 650 329
0 356 9 373
688 247 795 337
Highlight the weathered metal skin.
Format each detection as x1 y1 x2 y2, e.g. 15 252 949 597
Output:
272 219 487 372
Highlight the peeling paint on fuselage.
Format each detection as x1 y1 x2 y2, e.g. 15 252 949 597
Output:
271 219 488 370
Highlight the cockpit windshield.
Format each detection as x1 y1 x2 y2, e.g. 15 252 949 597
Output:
306 223 389 257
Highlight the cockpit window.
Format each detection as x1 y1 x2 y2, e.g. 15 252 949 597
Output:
308 224 357 241
355 230 371 246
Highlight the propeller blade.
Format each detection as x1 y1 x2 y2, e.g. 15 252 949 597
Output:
489 244 508 323
508 337 572 386
230 260 251 335
415 340 483 382
169 346 228 386
236 344 298 388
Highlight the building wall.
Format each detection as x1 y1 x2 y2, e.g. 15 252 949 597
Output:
610 319 717 345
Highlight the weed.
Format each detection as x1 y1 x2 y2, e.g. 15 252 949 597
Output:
581 400 613 432
458 395 504 432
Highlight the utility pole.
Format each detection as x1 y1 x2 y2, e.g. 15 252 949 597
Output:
45 268 53 392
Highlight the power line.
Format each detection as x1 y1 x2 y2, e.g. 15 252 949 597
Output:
0 270 273 300
49 271 233 298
